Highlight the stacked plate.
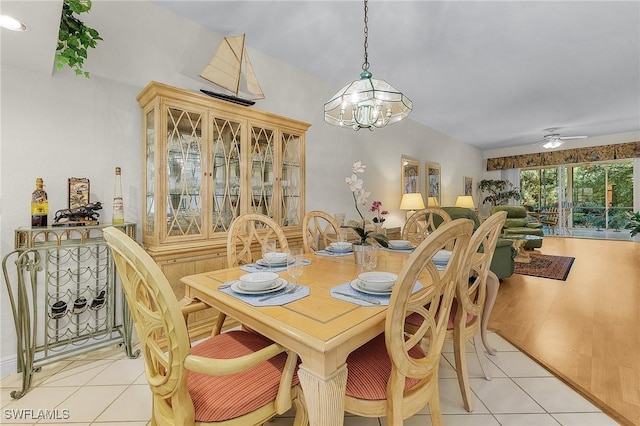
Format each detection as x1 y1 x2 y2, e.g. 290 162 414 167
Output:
433 250 452 269
234 272 287 294
257 252 292 267
388 240 413 250
351 272 398 295
327 242 353 253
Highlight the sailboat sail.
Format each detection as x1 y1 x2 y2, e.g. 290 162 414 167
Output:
200 34 264 101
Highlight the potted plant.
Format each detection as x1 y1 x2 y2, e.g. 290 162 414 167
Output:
625 211 640 237
56 0 102 78
344 161 389 263
478 179 522 206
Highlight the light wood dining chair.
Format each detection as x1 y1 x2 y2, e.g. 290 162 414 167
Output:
302 210 341 253
416 210 506 412
102 227 307 426
402 207 453 246
343 219 473 425
227 213 289 267
453 210 506 411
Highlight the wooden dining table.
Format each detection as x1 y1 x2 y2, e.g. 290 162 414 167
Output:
181 248 498 425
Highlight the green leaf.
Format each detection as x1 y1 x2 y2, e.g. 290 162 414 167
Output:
67 36 80 49
56 0 100 78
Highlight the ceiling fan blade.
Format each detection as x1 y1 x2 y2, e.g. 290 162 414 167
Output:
558 135 588 140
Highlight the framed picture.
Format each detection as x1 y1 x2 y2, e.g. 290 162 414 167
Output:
464 176 473 196
401 157 420 194
68 177 90 209
426 162 441 205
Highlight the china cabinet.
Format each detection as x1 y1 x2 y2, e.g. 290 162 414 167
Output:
137 82 309 334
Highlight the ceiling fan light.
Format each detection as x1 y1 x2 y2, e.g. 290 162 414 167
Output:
543 138 563 149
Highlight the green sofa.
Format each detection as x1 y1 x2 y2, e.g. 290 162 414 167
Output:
441 207 516 280
490 206 544 249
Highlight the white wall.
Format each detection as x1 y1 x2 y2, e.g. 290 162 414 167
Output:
0 1 482 374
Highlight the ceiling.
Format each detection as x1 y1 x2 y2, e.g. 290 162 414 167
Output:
3 1 639 150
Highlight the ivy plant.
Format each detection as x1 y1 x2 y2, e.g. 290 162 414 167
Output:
55 0 102 78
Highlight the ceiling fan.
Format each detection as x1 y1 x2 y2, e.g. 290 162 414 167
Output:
541 127 588 149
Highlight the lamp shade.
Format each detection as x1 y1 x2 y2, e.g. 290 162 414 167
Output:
455 195 476 209
426 196 439 207
400 193 425 210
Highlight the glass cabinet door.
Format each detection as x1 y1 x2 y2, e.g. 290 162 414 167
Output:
145 110 155 237
166 107 203 238
280 132 303 226
211 117 242 232
250 125 275 218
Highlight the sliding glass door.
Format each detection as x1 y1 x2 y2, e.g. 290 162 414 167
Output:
572 163 633 229
520 160 633 231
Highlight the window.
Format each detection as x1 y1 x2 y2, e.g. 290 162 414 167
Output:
521 160 633 230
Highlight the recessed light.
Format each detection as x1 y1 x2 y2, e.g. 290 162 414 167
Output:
0 14 28 32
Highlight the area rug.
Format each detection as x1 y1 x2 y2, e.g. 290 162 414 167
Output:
514 253 575 281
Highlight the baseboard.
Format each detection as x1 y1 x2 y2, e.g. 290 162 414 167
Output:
0 354 17 379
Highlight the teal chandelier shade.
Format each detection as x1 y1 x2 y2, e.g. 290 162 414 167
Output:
324 0 412 131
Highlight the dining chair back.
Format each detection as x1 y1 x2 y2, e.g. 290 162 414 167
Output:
302 210 341 253
344 219 473 425
102 227 307 426
402 207 453 246
449 210 506 411
227 213 289 267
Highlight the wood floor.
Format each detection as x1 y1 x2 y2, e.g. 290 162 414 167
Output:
489 236 640 426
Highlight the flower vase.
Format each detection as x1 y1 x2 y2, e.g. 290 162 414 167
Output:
352 244 368 265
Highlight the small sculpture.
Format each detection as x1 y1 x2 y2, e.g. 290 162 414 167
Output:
53 201 103 225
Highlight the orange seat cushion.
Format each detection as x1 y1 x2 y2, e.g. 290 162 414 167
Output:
187 330 298 422
345 334 424 400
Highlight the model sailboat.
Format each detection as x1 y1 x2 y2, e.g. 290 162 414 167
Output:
199 34 264 106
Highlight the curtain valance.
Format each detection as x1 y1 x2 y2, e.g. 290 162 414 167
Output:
486 141 640 171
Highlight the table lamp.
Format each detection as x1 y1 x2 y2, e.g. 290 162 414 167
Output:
455 195 476 209
427 196 439 207
400 193 425 219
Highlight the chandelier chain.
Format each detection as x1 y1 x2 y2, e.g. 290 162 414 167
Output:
362 0 369 71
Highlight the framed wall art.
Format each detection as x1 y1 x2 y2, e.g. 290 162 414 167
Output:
426 162 441 205
464 176 473 196
68 177 90 209
401 157 420 195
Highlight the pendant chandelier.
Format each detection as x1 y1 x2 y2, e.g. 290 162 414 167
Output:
324 0 413 131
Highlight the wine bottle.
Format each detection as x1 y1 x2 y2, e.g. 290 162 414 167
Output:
31 177 49 227
112 167 125 224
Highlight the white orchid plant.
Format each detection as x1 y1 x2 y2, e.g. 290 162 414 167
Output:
345 161 389 247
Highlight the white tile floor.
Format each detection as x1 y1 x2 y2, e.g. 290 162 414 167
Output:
0 333 620 425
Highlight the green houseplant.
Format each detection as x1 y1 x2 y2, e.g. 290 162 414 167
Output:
479 179 522 206
55 0 102 78
625 211 640 237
